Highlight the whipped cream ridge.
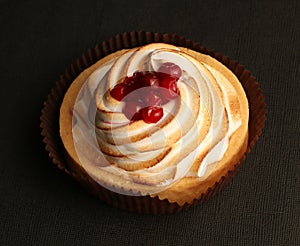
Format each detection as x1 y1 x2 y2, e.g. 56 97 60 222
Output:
72 43 243 194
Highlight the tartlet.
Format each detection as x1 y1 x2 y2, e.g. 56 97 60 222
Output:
41 32 266 214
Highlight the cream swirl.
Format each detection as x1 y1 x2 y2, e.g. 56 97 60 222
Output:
72 43 244 194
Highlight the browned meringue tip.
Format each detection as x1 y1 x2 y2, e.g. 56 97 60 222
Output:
40 31 266 214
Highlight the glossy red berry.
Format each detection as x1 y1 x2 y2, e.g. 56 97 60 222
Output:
132 71 144 83
157 62 182 80
111 68 181 124
141 106 164 123
143 89 162 106
142 72 160 87
124 88 143 102
125 79 141 94
110 83 127 101
159 77 180 100
122 101 144 121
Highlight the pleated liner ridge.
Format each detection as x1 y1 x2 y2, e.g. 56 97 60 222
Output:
40 31 266 214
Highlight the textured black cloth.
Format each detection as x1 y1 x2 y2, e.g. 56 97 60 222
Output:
1 0 299 245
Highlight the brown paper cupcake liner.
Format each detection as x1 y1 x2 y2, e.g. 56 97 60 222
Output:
40 31 266 214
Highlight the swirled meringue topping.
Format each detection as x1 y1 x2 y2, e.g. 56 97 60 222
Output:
71 43 246 195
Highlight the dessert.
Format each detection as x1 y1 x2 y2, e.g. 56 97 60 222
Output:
59 43 249 207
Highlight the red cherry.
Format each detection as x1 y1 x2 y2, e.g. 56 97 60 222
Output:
141 106 164 123
125 79 140 93
159 77 180 100
124 90 141 102
142 72 160 87
157 62 182 80
112 69 181 124
143 89 162 106
128 72 149 91
132 71 144 83
122 76 131 84
110 83 127 101
122 101 144 121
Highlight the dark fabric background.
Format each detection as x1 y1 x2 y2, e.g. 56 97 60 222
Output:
1 0 299 245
